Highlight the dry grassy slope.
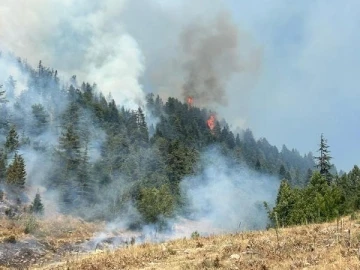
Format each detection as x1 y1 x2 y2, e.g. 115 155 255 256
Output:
38 215 360 270
0 215 102 269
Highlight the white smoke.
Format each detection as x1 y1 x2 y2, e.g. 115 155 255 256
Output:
180 147 279 233
0 0 276 238
83 147 279 249
0 53 28 98
0 0 145 109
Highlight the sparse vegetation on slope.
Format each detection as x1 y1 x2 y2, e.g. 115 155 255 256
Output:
0 215 101 268
32 214 360 270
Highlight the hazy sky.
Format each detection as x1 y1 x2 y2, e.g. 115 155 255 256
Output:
133 0 360 171
0 0 359 171
222 0 360 171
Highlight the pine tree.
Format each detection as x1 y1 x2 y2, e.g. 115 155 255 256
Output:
307 172 340 222
235 134 241 147
107 99 120 123
30 192 44 215
314 134 333 184
6 153 26 188
31 104 49 134
226 131 236 149
5 126 19 153
271 180 296 227
62 102 80 128
77 144 92 199
4 76 16 100
146 93 155 110
0 85 7 103
306 168 313 184
136 107 149 144
58 125 81 173
255 159 261 171
0 149 6 182
279 165 287 180
285 171 292 183
38 60 44 75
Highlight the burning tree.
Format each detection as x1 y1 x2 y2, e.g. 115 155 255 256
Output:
186 96 194 108
207 114 216 132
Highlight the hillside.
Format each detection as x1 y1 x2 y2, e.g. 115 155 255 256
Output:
1 1 359 269
0 55 316 227
1 52 360 270
14 214 357 269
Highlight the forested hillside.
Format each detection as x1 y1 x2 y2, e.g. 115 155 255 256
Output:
0 54 321 227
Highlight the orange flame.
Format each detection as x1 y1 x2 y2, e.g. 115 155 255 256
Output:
207 114 216 131
187 96 194 107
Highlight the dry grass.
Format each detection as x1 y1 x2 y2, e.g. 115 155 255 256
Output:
0 216 29 243
0 214 101 246
0 214 102 269
32 215 102 248
36 215 360 270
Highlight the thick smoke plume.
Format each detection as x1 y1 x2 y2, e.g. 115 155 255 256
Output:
0 0 261 111
140 9 261 108
182 14 246 105
0 0 145 109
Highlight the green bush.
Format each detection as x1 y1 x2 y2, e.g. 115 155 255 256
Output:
137 184 174 224
191 231 200 239
30 193 44 215
24 215 37 234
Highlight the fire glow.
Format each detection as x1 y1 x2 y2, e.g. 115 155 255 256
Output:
187 96 194 107
207 114 216 131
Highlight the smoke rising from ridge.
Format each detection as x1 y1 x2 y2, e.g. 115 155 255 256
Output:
181 13 260 106
0 0 261 111
124 2 262 108
0 0 275 242
0 0 145 109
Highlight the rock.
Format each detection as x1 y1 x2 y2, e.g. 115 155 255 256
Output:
230 254 240 260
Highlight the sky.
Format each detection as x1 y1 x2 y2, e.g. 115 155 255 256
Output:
222 0 360 171
0 0 359 171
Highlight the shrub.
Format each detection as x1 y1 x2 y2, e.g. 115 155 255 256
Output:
191 231 200 239
30 193 44 215
24 215 37 234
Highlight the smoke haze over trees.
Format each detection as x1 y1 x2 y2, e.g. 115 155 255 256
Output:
0 53 319 231
0 0 359 235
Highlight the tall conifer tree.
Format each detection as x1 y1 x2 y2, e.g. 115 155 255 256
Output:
315 134 333 184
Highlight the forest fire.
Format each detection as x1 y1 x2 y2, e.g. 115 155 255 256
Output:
187 96 194 107
207 114 216 132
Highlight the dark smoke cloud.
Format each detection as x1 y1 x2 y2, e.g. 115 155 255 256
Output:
181 13 241 105
120 0 261 109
